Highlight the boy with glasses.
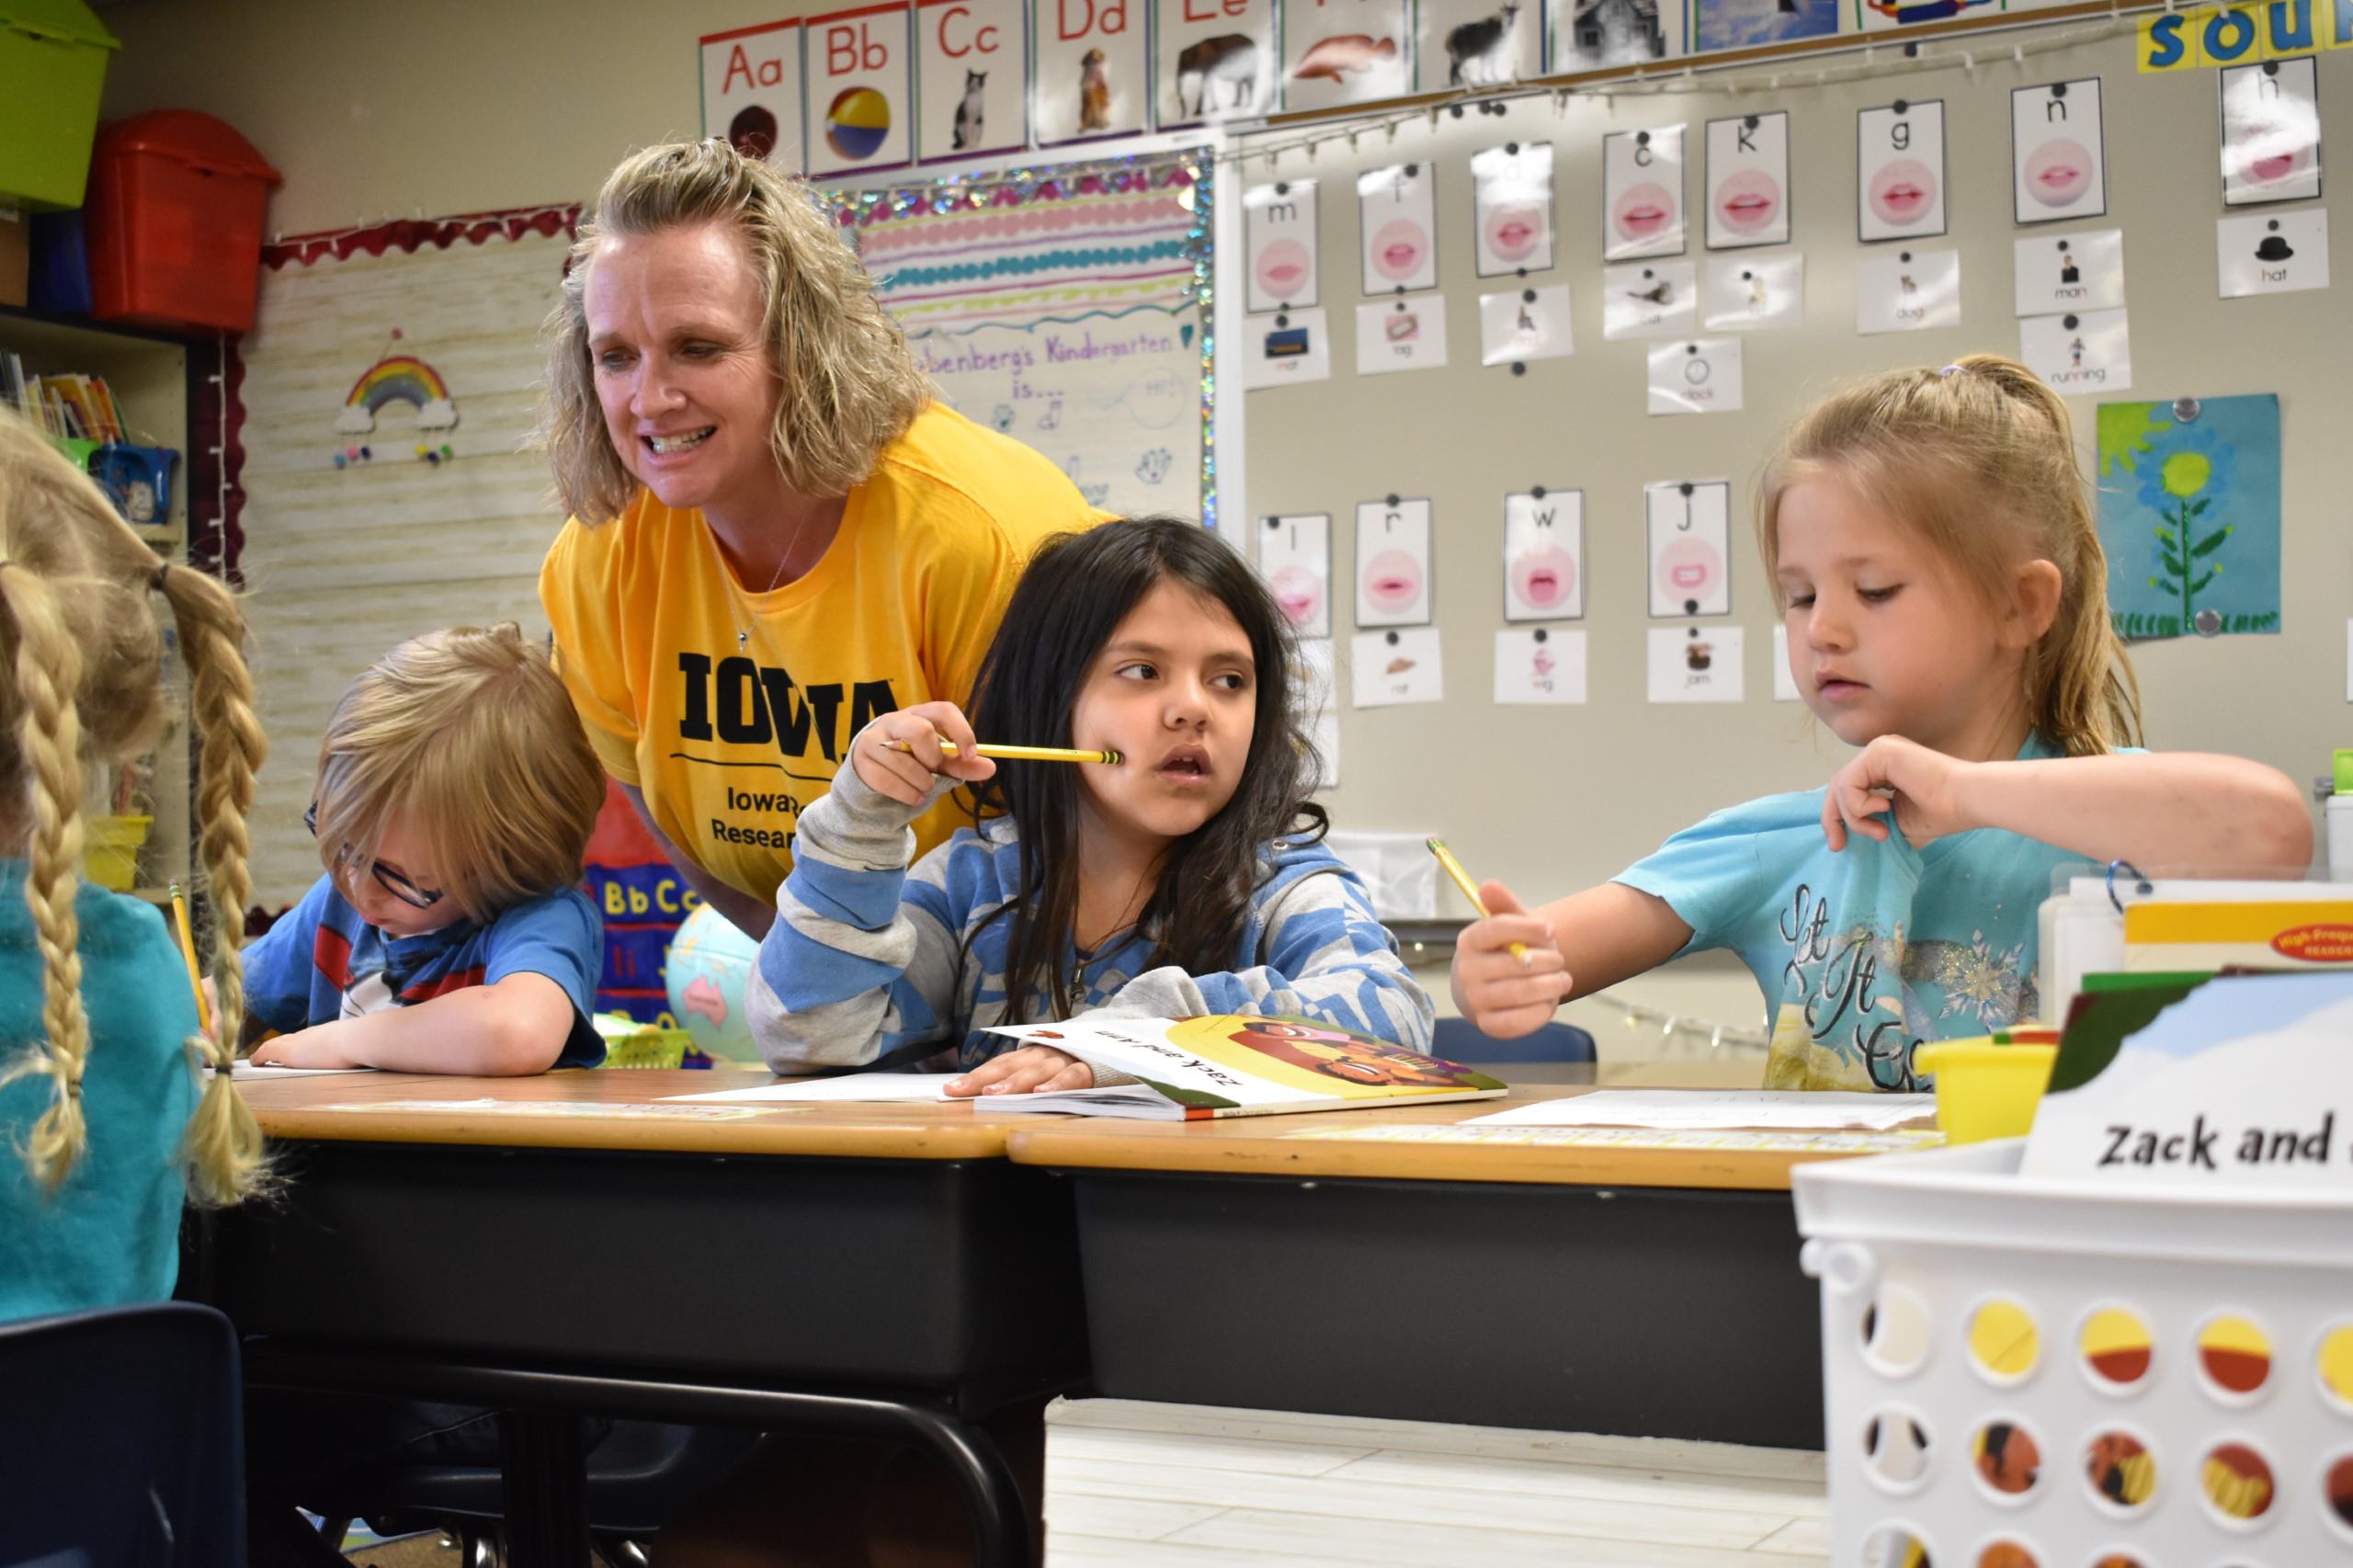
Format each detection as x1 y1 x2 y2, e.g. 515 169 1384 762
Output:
239 624 608 1073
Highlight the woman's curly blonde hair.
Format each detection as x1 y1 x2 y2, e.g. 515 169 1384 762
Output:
540 138 931 523
0 409 267 1204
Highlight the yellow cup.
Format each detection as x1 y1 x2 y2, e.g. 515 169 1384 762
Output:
84 813 153 892
1915 1039 2058 1145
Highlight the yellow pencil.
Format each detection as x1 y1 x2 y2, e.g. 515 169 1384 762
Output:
168 881 211 1036
885 740 1124 765
1427 838 1529 962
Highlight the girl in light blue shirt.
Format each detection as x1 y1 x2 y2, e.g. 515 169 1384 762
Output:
1451 356 2310 1090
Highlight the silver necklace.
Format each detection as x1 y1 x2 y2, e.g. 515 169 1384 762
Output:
710 511 813 654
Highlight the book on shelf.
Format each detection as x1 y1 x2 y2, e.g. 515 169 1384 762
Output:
981 1014 1507 1120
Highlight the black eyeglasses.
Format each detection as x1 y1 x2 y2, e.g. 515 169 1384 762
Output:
304 802 444 909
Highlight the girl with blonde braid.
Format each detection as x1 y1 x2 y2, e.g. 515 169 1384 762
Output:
0 409 267 1321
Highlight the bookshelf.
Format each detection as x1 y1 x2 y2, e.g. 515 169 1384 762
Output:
0 303 216 917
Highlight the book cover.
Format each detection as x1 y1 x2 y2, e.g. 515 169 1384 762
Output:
983 1015 1507 1120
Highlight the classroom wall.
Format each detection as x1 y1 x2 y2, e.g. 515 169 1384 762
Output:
1234 32 2347 1037
97 0 831 235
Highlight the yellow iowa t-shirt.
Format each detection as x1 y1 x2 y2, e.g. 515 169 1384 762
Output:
540 403 1101 904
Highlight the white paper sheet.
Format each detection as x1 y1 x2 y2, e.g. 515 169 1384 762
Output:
665 1073 953 1104
1468 1088 1934 1130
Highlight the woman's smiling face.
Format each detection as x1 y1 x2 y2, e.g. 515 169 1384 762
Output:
585 222 782 521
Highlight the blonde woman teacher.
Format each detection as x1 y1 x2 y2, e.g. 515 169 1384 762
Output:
539 139 1100 937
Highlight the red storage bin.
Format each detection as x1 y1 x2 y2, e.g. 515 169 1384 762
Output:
85 110 279 334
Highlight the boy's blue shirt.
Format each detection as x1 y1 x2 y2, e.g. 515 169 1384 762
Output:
243 876 606 1068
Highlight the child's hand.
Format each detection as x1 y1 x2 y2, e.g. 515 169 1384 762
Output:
246 1022 365 1070
851 702 998 805
199 976 222 1045
1449 880 1572 1039
1823 735 1975 851
943 1045 1096 1096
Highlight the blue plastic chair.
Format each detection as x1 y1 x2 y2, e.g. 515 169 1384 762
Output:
0 1301 245 1566
1431 1016 1597 1065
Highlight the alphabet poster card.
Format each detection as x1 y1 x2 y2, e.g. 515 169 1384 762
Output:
1472 142 1555 277
1701 254 1803 331
1647 338 1744 416
804 3 915 176
1495 628 1586 704
2220 58 2322 207
1417 0 1540 90
1355 496 1433 627
1602 260 1697 339
918 0 1028 161
1856 246 1961 334
2218 209 2331 297
2018 308 2131 392
1351 627 1444 707
702 18 806 172
1032 0 1150 145
1357 297 1449 374
1502 487 1583 621
1644 479 1731 618
1602 126 1686 261
1258 512 1332 638
1245 180 1321 312
2012 79 2108 225
1155 0 1278 129
1240 306 1332 387
1704 112 1790 250
1856 98 1946 243
1283 0 1412 112
2013 228 2123 317
1647 625 1745 704
1479 284 1573 366
1358 164 1438 295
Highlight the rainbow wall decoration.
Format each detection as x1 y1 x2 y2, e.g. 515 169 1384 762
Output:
336 354 460 434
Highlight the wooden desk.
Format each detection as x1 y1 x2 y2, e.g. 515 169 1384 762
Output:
1007 1060 1859 1454
199 1069 1083 1568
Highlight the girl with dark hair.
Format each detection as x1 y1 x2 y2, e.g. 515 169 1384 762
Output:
746 516 1431 1090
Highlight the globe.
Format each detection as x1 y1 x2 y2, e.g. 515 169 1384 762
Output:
663 903 764 1064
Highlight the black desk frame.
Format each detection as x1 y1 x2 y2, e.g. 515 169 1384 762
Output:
1056 1168 1825 1452
192 1139 1089 1567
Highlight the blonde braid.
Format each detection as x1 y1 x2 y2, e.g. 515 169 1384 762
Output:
159 565 269 1204
0 563 92 1192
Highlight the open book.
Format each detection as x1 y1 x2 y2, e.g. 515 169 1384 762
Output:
981 1015 1507 1120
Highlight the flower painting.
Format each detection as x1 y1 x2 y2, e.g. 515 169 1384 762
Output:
2096 393 2280 641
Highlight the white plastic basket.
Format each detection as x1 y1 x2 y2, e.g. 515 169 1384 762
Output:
1794 1139 2353 1568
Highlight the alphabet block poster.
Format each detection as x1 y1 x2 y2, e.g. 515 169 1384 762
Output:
1283 0 1411 111
833 154 1211 523
2096 394 2281 640
1156 0 1279 129
1548 0 1677 72
806 2 915 176
1035 0 1150 144
701 18 806 172
917 0 1029 161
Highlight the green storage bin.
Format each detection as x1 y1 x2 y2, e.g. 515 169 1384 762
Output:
0 0 119 211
